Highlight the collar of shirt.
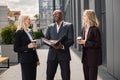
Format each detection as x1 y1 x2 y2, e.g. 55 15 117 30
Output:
84 26 90 41
56 20 63 33
24 29 33 41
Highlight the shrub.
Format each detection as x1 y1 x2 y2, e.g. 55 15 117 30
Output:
1 25 17 44
33 29 44 39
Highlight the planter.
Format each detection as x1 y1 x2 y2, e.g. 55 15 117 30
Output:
1 44 18 63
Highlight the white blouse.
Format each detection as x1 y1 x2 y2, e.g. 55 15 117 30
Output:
25 29 34 41
84 26 90 41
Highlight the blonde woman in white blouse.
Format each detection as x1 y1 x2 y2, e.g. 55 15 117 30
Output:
77 10 102 80
14 15 40 80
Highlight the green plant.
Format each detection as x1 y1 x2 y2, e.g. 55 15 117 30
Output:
33 29 44 39
34 14 39 21
1 25 17 44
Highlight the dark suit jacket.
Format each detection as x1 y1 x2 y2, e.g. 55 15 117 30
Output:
14 30 39 63
45 21 74 61
81 26 102 66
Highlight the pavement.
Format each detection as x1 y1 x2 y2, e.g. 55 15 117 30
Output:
0 45 117 80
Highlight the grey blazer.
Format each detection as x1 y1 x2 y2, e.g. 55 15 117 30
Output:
45 21 74 61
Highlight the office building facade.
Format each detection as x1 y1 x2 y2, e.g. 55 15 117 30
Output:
0 6 9 32
60 0 120 79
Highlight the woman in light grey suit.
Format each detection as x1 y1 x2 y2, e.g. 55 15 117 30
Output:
45 10 74 80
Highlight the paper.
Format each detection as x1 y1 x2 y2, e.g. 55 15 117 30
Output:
42 38 59 46
42 34 66 46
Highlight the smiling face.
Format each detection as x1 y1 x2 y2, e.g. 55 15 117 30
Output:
82 14 88 23
82 9 99 27
53 10 63 23
24 17 31 28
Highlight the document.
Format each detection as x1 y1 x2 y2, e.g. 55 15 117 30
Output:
42 35 65 46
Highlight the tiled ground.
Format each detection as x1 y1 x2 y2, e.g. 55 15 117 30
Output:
0 47 117 80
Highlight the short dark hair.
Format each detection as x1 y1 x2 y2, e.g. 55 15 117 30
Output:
53 10 63 15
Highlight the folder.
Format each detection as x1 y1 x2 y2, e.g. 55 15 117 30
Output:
42 34 65 46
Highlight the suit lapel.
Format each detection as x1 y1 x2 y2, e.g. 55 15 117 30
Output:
54 23 57 34
57 22 64 34
28 31 34 40
23 30 32 42
86 27 92 40
82 26 91 40
82 27 85 40
52 23 59 40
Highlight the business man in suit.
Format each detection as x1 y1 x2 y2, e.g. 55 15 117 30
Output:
14 15 40 80
77 10 102 80
45 10 74 80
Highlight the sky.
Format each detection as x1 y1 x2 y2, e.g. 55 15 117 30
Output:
0 0 39 18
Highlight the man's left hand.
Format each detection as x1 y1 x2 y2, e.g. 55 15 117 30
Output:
51 42 64 49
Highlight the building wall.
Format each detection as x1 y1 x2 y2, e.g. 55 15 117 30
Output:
64 0 82 50
106 0 120 79
0 6 8 32
89 0 95 9
76 0 82 50
62 0 120 79
39 0 53 28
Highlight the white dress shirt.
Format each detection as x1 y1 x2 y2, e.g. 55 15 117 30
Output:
84 26 90 41
56 21 64 49
56 21 63 33
25 29 33 41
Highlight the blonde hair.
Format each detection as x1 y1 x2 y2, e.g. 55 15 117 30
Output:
82 9 99 27
17 15 29 31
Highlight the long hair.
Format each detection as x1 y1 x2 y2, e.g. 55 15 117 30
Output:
17 15 29 31
82 9 99 27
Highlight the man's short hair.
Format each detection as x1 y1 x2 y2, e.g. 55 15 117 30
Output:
53 10 63 15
